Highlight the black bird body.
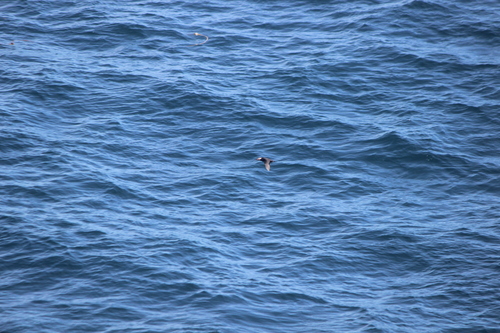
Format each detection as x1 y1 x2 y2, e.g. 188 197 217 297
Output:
256 157 274 171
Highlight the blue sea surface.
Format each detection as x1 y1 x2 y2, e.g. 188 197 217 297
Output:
1 1 500 332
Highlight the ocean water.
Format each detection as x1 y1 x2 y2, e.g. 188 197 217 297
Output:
1 0 499 332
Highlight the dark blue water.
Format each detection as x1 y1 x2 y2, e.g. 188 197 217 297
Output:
1 1 499 332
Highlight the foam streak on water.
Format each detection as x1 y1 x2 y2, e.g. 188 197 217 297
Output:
1 1 499 332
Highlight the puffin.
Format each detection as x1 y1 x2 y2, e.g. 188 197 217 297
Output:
256 157 274 171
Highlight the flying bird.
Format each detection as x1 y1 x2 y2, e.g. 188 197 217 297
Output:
256 157 274 171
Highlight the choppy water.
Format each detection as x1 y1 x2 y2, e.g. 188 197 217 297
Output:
1 1 500 332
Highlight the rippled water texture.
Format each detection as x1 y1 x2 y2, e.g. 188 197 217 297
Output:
1 0 499 332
